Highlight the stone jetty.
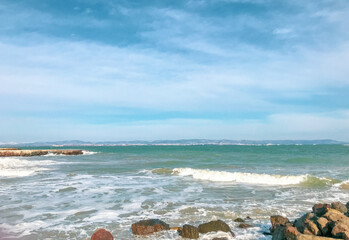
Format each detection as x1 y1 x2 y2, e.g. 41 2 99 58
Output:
0 148 83 157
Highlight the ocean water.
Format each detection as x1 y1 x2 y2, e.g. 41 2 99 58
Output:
0 145 349 240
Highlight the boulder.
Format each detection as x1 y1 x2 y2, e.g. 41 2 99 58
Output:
316 217 330 236
198 220 234 236
238 223 252 228
323 209 347 222
234 218 245 222
285 226 300 240
313 204 331 217
331 221 349 238
270 215 290 233
179 224 199 239
131 219 169 235
296 235 342 240
91 229 113 240
331 202 347 214
272 225 286 240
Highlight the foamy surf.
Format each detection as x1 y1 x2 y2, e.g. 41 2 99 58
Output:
0 157 56 178
172 168 308 186
82 150 98 155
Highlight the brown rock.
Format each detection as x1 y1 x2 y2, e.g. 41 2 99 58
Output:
285 226 300 240
331 202 348 214
270 215 290 233
198 220 234 236
131 219 169 235
238 223 252 228
316 217 329 236
313 204 331 217
179 224 199 239
91 229 113 240
304 219 320 236
296 234 341 240
331 221 349 238
323 209 347 222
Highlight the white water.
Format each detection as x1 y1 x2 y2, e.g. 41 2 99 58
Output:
172 168 307 185
0 157 57 177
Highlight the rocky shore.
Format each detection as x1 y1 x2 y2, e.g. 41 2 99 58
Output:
0 148 83 156
89 201 349 240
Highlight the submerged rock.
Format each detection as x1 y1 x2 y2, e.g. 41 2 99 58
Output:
198 220 234 236
179 224 199 239
238 223 252 228
234 218 245 222
131 219 169 235
91 229 113 240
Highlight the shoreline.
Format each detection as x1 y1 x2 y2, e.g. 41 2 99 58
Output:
0 148 83 157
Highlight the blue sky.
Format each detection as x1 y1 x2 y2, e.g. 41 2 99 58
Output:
1 0 349 142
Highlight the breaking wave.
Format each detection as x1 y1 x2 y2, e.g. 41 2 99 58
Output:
0 157 56 178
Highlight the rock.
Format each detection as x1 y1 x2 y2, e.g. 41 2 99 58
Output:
284 226 300 240
296 234 342 240
0 149 83 157
131 219 169 235
238 223 252 228
246 216 252 220
179 224 199 239
234 218 245 222
198 220 234 236
331 221 349 238
272 225 286 240
91 229 113 240
331 202 347 214
263 232 272 235
270 215 290 233
316 217 329 236
294 213 320 236
323 209 347 222
312 204 331 217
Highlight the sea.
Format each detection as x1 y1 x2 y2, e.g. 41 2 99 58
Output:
0 145 348 240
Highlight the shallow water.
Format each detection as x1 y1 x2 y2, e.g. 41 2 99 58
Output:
0 145 348 239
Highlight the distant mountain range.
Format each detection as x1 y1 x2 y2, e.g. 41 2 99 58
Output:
0 139 346 147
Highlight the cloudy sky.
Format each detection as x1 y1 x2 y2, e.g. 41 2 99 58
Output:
1 0 349 142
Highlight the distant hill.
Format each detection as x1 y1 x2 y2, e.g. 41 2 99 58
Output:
0 139 346 147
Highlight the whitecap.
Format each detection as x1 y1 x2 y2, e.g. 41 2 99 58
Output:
172 168 307 186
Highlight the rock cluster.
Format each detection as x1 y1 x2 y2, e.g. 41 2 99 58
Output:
131 218 234 239
271 201 349 240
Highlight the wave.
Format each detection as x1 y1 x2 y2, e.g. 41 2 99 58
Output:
335 180 349 190
171 168 307 185
0 157 56 178
82 150 98 155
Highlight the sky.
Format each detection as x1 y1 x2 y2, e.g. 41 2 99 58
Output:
1 0 349 142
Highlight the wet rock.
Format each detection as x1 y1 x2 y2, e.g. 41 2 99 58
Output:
238 223 252 228
131 219 169 235
179 224 199 239
316 217 329 236
198 220 234 236
234 218 245 222
272 225 286 240
312 204 331 217
246 216 252 220
331 202 347 214
91 229 113 240
270 215 290 233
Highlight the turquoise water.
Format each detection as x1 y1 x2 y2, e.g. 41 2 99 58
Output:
0 145 349 239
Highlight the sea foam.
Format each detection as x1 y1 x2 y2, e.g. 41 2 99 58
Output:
0 157 56 177
172 168 307 186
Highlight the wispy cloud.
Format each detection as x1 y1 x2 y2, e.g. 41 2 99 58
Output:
0 0 348 141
